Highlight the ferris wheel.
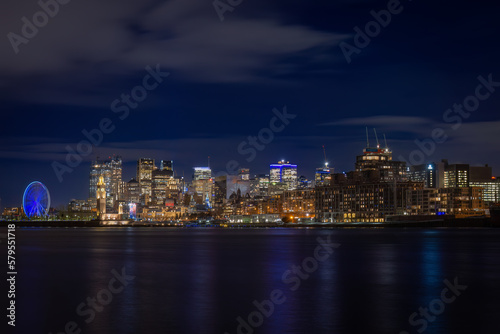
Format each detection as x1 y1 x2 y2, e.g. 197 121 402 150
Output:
23 181 51 218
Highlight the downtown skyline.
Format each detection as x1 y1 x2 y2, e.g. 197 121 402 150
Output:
1 0 499 208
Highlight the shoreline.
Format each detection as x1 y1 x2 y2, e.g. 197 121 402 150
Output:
1 217 499 228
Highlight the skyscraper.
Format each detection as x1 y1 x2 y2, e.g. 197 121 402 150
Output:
193 167 211 180
89 156 122 207
137 158 154 204
152 168 171 206
192 167 213 207
270 160 297 191
161 160 174 176
315 165 332 186
409 163 436 188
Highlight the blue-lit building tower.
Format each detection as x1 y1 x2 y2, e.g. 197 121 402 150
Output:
270 160 298 190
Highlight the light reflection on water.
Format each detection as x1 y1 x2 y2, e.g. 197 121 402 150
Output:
11 228 500 334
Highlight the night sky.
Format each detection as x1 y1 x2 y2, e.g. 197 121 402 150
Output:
1 0 499 208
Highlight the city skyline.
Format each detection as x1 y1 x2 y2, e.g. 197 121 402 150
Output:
1 0 499 208
3 138 498 211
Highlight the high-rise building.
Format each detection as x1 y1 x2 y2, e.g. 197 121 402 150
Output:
89 156 122 208
445 164 469 188
137 158 154 203
239 168 250 180
160 160 174 176
250 174 269 197
193 167 211 180
355 143 406 182
315 165 332 186
409 163 437 188
270 160 298 191
152 169 171 206
192 167 213 207
125 178 140 204
469 164 499 204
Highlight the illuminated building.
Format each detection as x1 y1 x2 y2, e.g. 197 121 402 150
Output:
137 158 154 203
315 166 332 186
250 174 269 197
439 161 469 188
125 178 140 204
354 137 407 182
297 175 313 189
193 167 211 180
469 164 499 204
167 176 184 200
96 175 106 218
152 169 170 206
89 156 122 207
192 167 213 207
270 160 298 191
438 187 486 216
282 189 315 218
470 180 499 204
160 160 174 176
409 163 437 188
315 178 423 222
239 168 250 180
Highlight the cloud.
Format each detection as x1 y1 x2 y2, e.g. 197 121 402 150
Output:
320 115 431 127
0 0 347 106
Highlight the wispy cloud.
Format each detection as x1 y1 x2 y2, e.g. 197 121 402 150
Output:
0 0 347 105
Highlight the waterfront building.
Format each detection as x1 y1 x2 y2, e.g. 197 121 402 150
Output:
96 175 106 217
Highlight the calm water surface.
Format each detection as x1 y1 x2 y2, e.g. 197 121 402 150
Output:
7 227 500 334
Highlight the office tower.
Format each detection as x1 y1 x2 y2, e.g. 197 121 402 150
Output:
270 160 298 191
152 168 170 206
193 167 211 180
438 160 469 188
250 174 269 197
167 176 184 200
214 175 228 208
161 160 174 177
89 155 122 207
315 166 332 186
125 178 140 204
239 168 250 180
137 158 154 203
192 167 213 207
469 164 499 204
409 163 437 188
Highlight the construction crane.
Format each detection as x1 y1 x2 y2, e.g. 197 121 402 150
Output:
373 128 380 148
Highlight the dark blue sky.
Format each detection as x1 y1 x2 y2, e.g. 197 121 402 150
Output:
1 0 499 208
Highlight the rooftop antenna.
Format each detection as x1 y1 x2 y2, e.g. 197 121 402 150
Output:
373 128 380 148
208 156 210 168
322 145 328 167
365 127 370 148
